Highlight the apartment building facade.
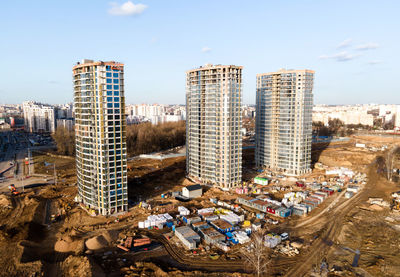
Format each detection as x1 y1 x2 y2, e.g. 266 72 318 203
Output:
73 59 128 215
255 69 314 176
23 101 56 132
396 105 400 130
186 64 242 188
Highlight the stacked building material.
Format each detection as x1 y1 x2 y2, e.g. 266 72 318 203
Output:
233 231 250 244
138 213 173 228
178 206 190 216
264 233 282 248
197 207 215 216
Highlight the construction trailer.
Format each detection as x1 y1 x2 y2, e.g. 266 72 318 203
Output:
182 184 203 199
199 226 226 245
175 226 201 250
209 219 235 234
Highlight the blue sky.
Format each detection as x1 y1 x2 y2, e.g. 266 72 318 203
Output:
0 0 399 105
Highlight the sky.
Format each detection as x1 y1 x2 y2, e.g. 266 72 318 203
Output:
0 0 399 105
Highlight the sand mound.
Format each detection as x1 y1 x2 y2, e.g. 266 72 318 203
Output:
0 195 11 206
101 230 118 244
55 238 84 253
85 235 109 250
369 204 384 211
63 235 73 243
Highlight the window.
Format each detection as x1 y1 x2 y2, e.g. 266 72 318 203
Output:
106 72 112 77
107 91 112 96
113 85 119 90
113 79 119 84
113 73 119 78
107 103 113 108
107 97 113 102
114 103 119 108
107 79 112 84
114 91 119 96
114 97 119 102
107 85 112 89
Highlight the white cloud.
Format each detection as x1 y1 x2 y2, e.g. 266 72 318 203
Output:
201 47 212 53
337 38 352 49
108 1 147 16
319 51 361 62
355 42 379 51
368 60 383 65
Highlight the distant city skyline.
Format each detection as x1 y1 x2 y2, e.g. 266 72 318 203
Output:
0 1 399 105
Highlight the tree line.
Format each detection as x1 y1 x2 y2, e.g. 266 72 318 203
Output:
52 121 186 157
52 126 75 156
126 121 186 156
313 119 357 137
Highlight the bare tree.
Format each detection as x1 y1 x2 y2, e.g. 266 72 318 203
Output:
241 230 270 277
385 146 400 181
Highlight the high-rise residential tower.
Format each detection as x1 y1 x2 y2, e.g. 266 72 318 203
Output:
186 64 242 188
255 69 314 176
73 59 128 215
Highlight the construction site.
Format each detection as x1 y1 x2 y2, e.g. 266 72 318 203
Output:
0 133 399 277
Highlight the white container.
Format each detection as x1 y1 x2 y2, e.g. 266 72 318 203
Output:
138 221 145 229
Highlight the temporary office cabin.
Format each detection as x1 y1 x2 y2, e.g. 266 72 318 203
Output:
182 184 203 199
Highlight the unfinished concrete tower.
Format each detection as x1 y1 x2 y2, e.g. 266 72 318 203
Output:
255 69 314 176
73 59 128 215
186 64 242 188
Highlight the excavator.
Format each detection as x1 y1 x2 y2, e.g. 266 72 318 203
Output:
8 184 20 196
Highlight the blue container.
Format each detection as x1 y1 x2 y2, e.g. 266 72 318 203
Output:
230 239 238 244
172 225 175 232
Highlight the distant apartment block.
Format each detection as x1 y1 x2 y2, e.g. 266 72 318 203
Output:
126 104 185 125
255 69 314 176
186 64 242 188
73 59 128 215
56 118 74 131
396 105 400 130
313 104 399 127
23 101 56 132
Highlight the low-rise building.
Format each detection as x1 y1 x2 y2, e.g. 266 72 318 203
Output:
209 219 235 233
182 184 203 199
175 226 201 250
199 226 226 244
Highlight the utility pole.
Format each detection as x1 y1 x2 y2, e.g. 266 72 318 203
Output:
53 163 57 186
27 148 32 175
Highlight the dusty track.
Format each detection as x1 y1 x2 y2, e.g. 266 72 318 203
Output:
283 163 375 277
145 231 249 273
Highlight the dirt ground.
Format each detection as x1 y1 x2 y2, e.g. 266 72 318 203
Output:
0 134 400 276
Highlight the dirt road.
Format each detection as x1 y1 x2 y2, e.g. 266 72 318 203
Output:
283 161 378 276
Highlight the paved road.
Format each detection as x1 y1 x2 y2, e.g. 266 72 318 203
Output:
0 131 54 193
